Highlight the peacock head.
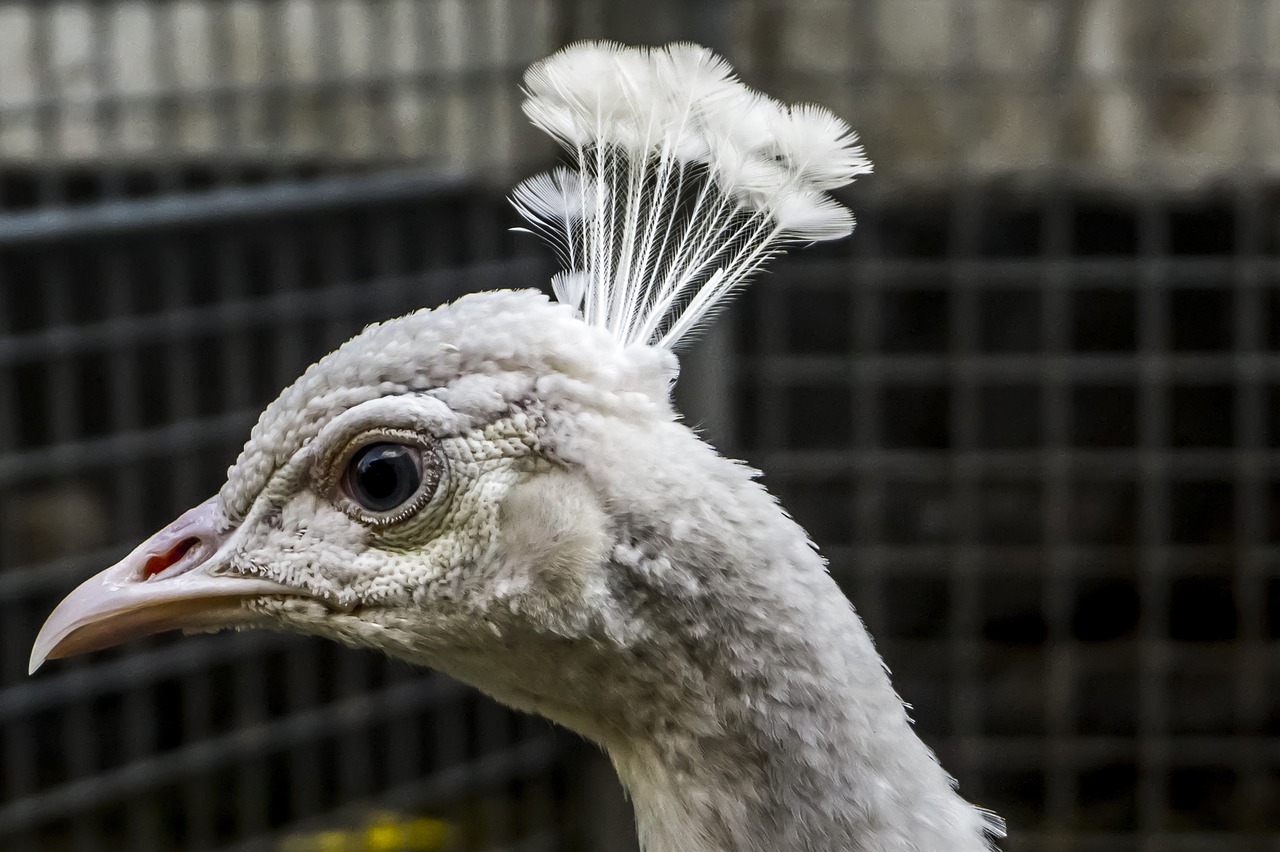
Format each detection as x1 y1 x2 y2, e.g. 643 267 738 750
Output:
30 39 870 740
31 290 689 726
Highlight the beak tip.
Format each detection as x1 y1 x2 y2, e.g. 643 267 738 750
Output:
26 497 292 672
29 619 63 674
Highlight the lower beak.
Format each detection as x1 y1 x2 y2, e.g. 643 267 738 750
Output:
29 497 293 674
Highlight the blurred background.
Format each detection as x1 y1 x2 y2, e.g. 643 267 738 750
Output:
0 1 1278 850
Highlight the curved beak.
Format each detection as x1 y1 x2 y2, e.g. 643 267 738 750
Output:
29 497 293 674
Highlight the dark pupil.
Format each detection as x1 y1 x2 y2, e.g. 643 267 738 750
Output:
349 443 420 512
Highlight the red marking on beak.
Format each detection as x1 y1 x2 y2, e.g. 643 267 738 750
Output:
142 537 199 580
29 497 295 673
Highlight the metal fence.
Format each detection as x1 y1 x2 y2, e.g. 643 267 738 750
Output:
1 1 1278 851
727 4 1280 851
745 190 1280 852
0 3 622 850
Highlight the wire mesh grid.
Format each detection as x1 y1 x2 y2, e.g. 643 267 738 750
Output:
0 1 1277 851
741 197 1280 852
0 189 585 851
727 2 1280 850
0 2 605 850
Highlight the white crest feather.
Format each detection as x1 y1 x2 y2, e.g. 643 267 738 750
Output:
512 41 872 349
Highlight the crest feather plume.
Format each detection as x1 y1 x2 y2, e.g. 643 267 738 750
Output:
512 41 871 349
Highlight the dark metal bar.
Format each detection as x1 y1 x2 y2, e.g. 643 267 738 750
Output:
4 632 293 724
0 675 468 834
0 408 257 487
749 353 1280 384
1230 0 1271 831
757 448 1278 477
1134 151 1174 851
0 256 544 367
943 0 985 798
0 168 468 246
775 257 1280 289
1040 9 1082 843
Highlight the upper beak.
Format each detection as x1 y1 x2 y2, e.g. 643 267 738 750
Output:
29 497 294 674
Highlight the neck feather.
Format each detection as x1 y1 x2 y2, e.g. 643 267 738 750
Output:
605 575 998 852
590 425 1000 852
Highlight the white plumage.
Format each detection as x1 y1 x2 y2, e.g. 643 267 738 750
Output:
32 42 1001 852
511 42 871 348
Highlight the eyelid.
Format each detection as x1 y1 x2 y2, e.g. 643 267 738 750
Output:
312 395 459 451
322 428 429 488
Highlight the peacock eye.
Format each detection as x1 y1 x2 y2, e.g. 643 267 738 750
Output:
343 442 423 514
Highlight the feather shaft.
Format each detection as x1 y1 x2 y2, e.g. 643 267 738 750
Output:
512 41 871 349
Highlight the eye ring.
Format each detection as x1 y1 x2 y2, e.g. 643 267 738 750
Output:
331 430 442 527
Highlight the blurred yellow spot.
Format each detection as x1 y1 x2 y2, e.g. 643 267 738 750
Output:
314 832 351 852
279 810 452 852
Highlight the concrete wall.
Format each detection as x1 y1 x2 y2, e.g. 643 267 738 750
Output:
0 0 1276 192
736 0 1280 192
0 0 558 175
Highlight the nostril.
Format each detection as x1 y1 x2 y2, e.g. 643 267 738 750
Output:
142 537 201 580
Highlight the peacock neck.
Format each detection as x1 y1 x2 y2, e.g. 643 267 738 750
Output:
553 418 999 851
590 431 998 852
602 574 997 852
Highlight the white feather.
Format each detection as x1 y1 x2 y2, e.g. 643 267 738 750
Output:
512 41 872 349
